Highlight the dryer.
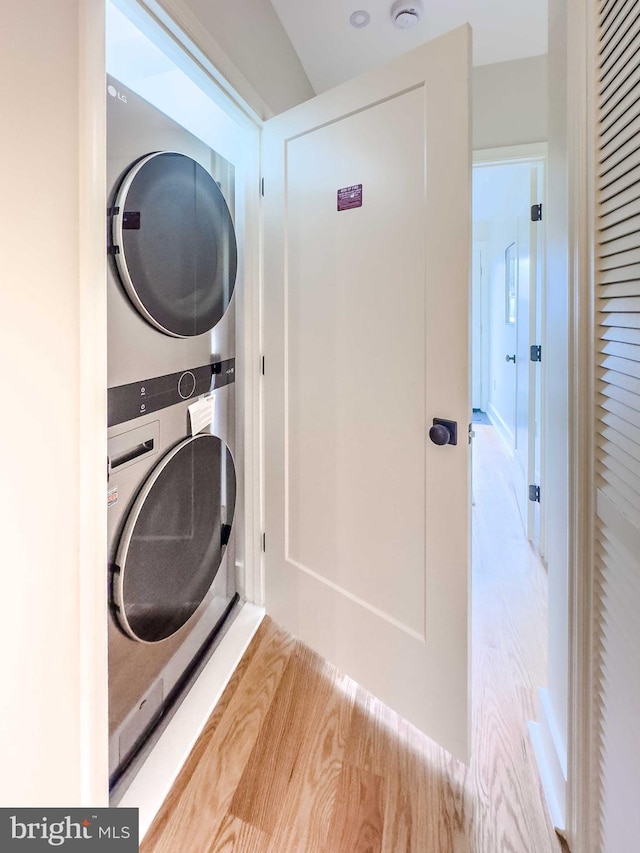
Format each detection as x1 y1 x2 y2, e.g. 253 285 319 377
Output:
107 363 237 796
106 76 240 797
107 74 237 385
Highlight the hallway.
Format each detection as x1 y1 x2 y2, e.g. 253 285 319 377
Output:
142 425 562 852
470 424 562 851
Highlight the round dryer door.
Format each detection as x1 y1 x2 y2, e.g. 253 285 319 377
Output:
113 434 236 644
111 151 237 338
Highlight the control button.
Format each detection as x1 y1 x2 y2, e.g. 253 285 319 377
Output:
178 371 196 399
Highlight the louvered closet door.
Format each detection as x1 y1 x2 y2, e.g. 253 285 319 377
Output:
595 1 640 850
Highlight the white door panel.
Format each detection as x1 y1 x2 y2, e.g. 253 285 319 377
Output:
514 194 532 530
286 90 427 635
514 165 543 540
263 27 471 761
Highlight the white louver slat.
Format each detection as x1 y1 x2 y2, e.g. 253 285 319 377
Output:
599 195 640 229
598 34 640 98
595 1 640 851
600 214 640 244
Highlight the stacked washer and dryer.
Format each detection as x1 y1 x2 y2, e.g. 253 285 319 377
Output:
105 76 240 798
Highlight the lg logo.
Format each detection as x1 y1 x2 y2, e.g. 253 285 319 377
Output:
107 84 127 103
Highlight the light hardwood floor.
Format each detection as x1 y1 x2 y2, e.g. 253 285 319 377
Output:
142 425 565 853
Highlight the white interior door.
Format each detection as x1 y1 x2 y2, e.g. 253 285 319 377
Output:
514 191 532 531
514 165 543 541
532 165 544 549
263 27 471 761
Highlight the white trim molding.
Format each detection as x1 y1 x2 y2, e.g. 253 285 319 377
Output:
529 689 568 833
109 0 266 124
473 142 548 167
486 403 514 456
118 603 264 839
566 0 598 851
79 0 109 806
141 0 271 120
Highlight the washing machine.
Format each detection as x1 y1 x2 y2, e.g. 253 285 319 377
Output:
106 76 240 797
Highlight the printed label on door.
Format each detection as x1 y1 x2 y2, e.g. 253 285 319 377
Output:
337 184 363 211
107 487 118 508
188 394 216 435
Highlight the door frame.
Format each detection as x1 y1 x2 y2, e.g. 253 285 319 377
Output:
76 0 267 825
472 8 597 847
565 1 597 851
472 144 547 549
474 137 592 843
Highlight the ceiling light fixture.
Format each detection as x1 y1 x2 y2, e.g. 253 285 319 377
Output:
350 10 370 28
390 0 422 29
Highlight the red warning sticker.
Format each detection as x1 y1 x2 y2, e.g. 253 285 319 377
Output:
107 486 118 508
337 184 363 211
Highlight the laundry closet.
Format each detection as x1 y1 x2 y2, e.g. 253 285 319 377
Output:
104 1 259 807
102 9 472 842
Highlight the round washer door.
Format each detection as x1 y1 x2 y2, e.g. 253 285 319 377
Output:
112 151 237 338
113 433 236 644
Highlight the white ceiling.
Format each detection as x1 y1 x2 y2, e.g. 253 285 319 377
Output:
270 0 548 93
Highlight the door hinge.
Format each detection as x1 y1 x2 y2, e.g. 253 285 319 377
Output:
529 484 541 503
262 532 266 552
530 344 542 362
531 203 543 222
261 177 265 197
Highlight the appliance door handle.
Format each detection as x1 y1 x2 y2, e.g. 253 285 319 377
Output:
109 439 155 471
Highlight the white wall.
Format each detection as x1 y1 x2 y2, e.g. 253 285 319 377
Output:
473 164 532 445
485 217 517 442
473 55 548 150
175 0 315 115
0 0 107 805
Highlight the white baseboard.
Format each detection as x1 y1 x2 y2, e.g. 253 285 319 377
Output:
529 687 567 833
118 602 265 840
486 403 514 455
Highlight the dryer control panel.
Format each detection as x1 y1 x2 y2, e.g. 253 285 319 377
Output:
108 358 235 427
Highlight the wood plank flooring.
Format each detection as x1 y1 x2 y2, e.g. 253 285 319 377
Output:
142 425 564 853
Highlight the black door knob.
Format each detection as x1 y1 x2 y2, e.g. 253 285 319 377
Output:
505 354 516 363
429 423 451 446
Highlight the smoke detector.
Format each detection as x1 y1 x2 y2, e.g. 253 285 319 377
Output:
391 0 422 29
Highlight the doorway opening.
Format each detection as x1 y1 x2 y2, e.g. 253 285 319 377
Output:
472 148 546 547
469 149 560 847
